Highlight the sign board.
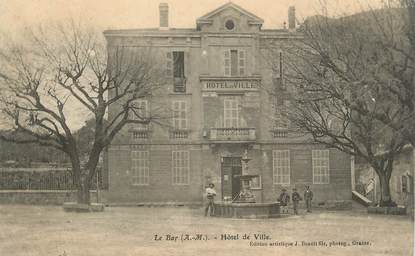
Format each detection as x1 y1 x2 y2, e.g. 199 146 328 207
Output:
201 79 260 92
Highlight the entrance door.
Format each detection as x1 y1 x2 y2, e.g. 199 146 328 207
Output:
221 157 242 201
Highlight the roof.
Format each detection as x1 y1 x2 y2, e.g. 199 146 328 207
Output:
196 1 264 25
103 28 197 35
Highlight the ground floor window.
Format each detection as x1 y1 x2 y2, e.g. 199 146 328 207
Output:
172 151 189 185
312 150 330 184
131 151 149 185
273 150 290 184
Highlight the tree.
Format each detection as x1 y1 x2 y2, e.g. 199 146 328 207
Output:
0 21 165 204
273 3 413 206
364 0 415 147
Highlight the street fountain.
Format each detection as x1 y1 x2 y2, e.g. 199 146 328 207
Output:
213 150 280 218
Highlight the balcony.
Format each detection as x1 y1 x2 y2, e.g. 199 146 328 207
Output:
271 129 288 138
170 130 189 139
132 131 150 140
209 128 256 142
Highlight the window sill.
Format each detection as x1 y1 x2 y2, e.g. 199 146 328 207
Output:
250 187 262 190
168 92 192 96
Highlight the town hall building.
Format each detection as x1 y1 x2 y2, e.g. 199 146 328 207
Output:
103 2 352 204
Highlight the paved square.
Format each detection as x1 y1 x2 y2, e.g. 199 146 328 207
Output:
0 205 412 256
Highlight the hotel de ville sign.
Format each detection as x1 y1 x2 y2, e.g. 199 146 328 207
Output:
200 76 261 92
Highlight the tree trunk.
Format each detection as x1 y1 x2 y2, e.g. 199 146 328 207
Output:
77 183 90 204
68 150 90 205
377 171 396 207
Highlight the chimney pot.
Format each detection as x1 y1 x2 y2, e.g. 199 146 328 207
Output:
159 3 169 29
288 6 296 30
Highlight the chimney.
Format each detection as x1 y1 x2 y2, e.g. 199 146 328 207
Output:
288 6 296 30
159 3 169 30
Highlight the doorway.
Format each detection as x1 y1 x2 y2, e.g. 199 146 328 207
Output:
221 157 242 201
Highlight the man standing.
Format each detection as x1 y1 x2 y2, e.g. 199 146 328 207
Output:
278 188 290 214
304 185 314 213
204 183 217 217
291 188 302 215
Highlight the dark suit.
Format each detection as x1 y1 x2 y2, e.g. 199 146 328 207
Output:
292 191 302 214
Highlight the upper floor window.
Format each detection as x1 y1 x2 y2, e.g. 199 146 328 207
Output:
167 51 186 92
224 49 245 76
272 98 290 130
224 97 239 128
172 100 188 130
131 99 149 130
271 50 286 90
225 19 235 30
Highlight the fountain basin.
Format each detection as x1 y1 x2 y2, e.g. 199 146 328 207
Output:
213 202 280 218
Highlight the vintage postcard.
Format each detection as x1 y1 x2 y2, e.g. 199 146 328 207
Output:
0 0 413 255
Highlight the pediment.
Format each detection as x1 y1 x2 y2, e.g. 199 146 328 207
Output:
196 2 263 32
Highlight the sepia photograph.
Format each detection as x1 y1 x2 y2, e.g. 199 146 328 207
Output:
0 0 413 255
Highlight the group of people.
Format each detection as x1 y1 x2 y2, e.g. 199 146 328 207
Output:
204 183 314 217
278 186 313 215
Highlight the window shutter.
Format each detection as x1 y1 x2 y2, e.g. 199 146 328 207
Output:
239 50 246 76
279 51 286 90
224 50 230 76
181 101 187 129
166 51 173 77
172 101 178 129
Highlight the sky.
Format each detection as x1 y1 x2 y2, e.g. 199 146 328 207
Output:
0 0 384 33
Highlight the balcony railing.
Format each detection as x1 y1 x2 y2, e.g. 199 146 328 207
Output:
170 130 189 139
271 129 288 138
173 77 186 93
132 131 150 140
209 128 256 141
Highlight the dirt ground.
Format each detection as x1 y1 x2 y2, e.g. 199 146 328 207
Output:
0 205 413 256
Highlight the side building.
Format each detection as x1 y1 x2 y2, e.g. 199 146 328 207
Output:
103 2 352 204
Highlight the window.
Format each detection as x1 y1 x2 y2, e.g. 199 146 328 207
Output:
224 49 245 76
401 175 408 193
172 100 188 130
173 52 185 78
273 150 290 184
312 150 330 184
131 151 149 185
224 97 239 128
172 151 189 185
132 100 149 130
272 51 285 90
225 19 235 30
272 98 289 129
250 176 262 189
167 51 186 92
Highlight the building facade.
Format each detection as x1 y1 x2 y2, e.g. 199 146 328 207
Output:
104 2 352 204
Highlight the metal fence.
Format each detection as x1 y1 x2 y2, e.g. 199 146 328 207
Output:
0 168 106 190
